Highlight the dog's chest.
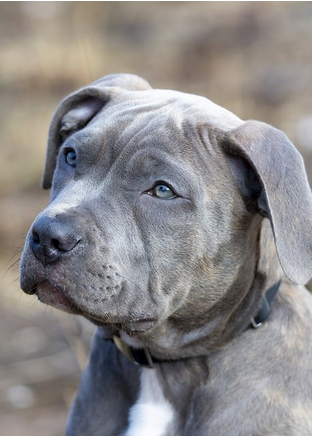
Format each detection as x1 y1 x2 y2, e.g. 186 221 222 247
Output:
124 368 175 436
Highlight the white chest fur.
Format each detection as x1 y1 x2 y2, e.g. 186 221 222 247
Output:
124 368 175 436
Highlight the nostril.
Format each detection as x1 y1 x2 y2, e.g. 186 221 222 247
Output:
50 237 78 252
30 215 81 265
53 234 81 252
51 238 61 251
32 231 40 244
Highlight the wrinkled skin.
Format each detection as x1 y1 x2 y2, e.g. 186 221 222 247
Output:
20 75 312 435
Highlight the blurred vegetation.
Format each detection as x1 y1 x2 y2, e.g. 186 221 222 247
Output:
1 3 312 435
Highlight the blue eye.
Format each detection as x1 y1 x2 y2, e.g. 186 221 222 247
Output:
64 148 76 167
152 184 176 199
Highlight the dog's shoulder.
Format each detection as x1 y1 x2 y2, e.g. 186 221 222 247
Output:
198 282 312 435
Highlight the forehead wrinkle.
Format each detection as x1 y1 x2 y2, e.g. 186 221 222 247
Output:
67 89 243 188
103 90 243 160
109 87 243 130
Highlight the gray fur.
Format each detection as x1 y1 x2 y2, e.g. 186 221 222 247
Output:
20 74 312 435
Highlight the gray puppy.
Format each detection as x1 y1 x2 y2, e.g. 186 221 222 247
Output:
20 74 312 436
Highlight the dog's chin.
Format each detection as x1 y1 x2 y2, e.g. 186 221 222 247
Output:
119 319 156 336
86 315 156 335
35 281 82 315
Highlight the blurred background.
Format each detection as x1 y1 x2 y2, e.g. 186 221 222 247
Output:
1 2 312 435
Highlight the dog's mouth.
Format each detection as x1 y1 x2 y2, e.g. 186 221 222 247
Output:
86 316 156 333
34 281 82 315
28 281 156 333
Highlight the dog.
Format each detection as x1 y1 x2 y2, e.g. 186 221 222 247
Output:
20 74 312 435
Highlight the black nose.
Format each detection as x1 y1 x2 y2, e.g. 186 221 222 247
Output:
30 215 81 265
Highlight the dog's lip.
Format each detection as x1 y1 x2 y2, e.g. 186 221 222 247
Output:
27 282 156 331
124 319 156 332
86 315 156 333
35 281 81 314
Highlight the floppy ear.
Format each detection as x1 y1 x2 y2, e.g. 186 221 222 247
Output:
221 120 312 285
42 74 151 189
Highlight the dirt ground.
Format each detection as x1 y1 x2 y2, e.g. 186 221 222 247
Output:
1 3 312 435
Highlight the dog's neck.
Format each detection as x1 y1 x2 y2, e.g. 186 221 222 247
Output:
110 278 281 368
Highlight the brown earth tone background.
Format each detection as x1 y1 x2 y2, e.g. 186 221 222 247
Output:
1 3 312 435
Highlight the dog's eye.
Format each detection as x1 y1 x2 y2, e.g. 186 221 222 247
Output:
64 148 76 167
151 184 176 199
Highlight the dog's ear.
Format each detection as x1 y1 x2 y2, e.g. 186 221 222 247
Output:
42 74 151 189
221 120 312 285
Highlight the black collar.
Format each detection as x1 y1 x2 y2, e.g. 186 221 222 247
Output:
112 280 281 369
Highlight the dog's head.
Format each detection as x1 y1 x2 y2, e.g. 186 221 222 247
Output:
20 74 312 354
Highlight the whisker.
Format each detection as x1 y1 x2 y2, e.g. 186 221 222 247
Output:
92 267 145 295
4 247 23 268
8 257 21 271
